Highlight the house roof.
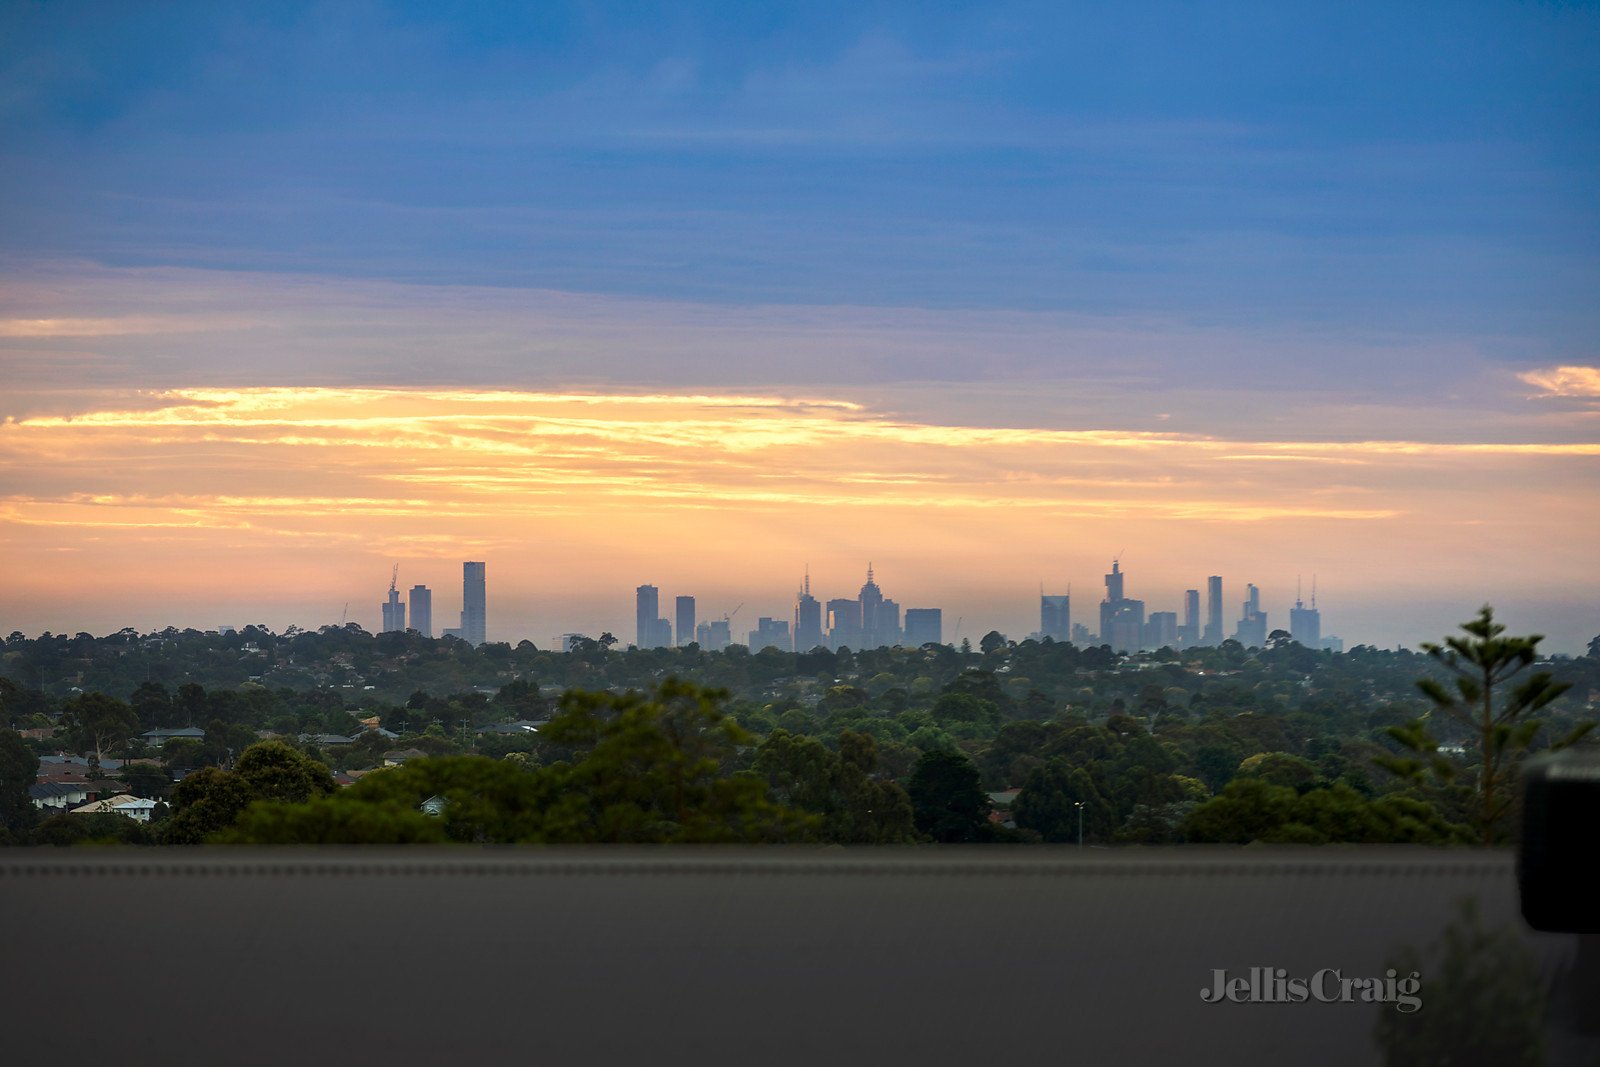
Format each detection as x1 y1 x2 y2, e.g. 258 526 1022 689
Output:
39 755 126 770
141 727 206 740
30 781 90 801
71 795 157 815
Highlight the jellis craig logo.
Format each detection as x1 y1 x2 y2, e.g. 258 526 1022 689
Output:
1201 967 1422 1013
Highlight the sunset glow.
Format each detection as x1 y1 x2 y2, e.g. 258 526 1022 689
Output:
3 384 1594 649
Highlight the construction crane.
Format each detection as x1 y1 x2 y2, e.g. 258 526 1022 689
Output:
389 563 399 594
340 603 348 626
725 603 744 625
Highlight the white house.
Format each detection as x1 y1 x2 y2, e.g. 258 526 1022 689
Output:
70 795 159 822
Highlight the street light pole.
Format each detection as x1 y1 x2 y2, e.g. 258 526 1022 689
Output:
1075 800 1084 848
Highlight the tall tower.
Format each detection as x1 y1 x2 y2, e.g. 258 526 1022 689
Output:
794 568 823 653
381 565 405 633
1290 576 1322 649
636 584 660 649
1182 588 1200 647
1040 592 1070 642
461 561 487 646
1204 576 1223 645
858 563 885 649
675 596 696 649
409 585 432 638
1235 582 1267 648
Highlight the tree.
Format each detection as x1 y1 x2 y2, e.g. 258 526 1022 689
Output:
0 728 40 835
536 679 813 843
752 728 916 844
906 749 991 842
1374 898 1545 1066
163 740 335 843
220 795 449 844
60 693 140 770
1384 606 1590 845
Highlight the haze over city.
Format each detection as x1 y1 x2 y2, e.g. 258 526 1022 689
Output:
1 3 1596 652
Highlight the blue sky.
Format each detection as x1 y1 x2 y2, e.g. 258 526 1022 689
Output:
1 2 1597 649
4 1 1596 340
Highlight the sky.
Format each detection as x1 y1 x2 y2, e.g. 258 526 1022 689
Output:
1 1 1597 652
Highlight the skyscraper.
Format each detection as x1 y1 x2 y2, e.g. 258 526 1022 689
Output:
859 564 885 648
749 617 792 652
636 584 660 649
794 570 823 652
381 587 405 634
381 566 405 633
1181 588 1200 647
675 595 696 648
1145 611 1178 650
409 585 432 638
903 607 942 647
1290 578 1322 649
1235 582 1268 648
696 619 731 652
826 597 860 650
1204 576 1224 645
1099 559 1144 653
461 561 486 646
1040 593 1070 642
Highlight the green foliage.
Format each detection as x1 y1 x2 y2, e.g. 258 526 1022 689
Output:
163 766 261 844
907 749 991 842
1235 752 1323 790
536 679 813 843
60 692 139 766
346 756 549 843
1386 605 1590 845
117 762 173 801
233 740 337 804
219 795 449 844
0 728 40 834
1012 758 1111 843
1373 898 1545 1066
163 741 335 843
752 728 916 844
31 811 157 846
1181 779 1469 845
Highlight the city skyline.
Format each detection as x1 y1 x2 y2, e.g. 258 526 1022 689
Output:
175 555 1356 655
0 4 1595 654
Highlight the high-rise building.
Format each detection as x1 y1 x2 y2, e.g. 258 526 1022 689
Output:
461 562 487 646
409 585 432 638
1290 578 1322 649
675 596 696 648
1180 589 1200 647
794 571 824 652
879 598 902 647
635 584 660 649
1234 583 1268 648
1099 559 1145 653
1145 611 1178 650
827 597 861 650
749 617 792 652
1040 594 1071 642
696 619 732 652
859 564 886 648
380 566 406 633
381 586 405 634
903 608 942 647
1203 576 1224 645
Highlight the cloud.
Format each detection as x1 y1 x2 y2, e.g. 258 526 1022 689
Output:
1520 365 1600 399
